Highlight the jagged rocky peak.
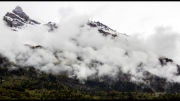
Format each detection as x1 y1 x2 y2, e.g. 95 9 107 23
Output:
87 21 128 37
88 21 114 31
12 6 29 21
3 6 58 31
3 6 41 29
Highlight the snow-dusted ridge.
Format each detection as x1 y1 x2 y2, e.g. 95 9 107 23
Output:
88 21 128 37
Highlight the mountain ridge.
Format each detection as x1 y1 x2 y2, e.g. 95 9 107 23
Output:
1 6 180 93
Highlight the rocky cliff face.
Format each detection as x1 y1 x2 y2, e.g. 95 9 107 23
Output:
3 6 40 29
88 21 128 37
3 6 58 31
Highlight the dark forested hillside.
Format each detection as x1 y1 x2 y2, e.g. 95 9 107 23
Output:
0 54 180 100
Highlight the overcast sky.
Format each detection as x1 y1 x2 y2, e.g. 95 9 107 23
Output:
1 1 180 36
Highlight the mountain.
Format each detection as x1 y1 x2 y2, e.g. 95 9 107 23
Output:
1 6 180 97
3 6 40 30
3 6 58 31
3 6 125 37
87 21 128 37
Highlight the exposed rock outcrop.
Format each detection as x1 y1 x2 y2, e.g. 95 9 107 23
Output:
44 21 58 32
87 21 128 37
3 6 40 29
3 6 58 31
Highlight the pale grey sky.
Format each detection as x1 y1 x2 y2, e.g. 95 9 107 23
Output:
1 1 180 36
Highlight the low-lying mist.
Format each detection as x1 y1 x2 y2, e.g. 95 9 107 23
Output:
0 12 180 84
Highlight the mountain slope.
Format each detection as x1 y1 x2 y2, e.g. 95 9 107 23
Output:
1 6 180 94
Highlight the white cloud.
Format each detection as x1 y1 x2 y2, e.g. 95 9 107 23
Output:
1 2 180 84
